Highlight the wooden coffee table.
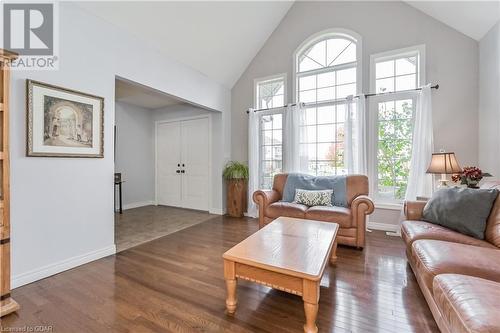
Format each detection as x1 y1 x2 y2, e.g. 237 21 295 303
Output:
223 216 339 333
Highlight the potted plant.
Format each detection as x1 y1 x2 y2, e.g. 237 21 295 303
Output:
223 161 249 217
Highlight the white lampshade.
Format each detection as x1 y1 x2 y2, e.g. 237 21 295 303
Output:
426 152 462 174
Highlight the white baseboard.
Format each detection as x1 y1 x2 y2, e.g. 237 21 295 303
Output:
367 221 399 233
11 245 116 289
122 200 154 210
209 208 225 215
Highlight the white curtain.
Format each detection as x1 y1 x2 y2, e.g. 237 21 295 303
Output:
344 95 367 174
405 84 434 200
247 109 260 218
284 104 309 173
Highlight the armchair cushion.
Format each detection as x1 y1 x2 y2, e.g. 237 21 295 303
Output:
266 202 308 219
305 206 352 228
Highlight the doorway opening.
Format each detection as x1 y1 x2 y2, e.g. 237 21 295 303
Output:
114 77 218 252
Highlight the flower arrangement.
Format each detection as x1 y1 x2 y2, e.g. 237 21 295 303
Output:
452 166 491 188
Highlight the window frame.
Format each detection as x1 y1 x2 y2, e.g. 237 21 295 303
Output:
369 45 425 95
368 45 426 206
293 28 363 105
297 104 349 176
254 73 287 110
257 109 284 189
254 74 287 189
292 29 362 176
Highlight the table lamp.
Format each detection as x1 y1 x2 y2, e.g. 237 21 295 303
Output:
426 152 462 188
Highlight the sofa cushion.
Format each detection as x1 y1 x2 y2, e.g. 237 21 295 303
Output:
305 206 352 228
422 187 498 240
266 202 308 219
434 274 500 333
401 220 496 249
294 189 333 207
410 240 500 293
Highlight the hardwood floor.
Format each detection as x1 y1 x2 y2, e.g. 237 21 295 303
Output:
2 216 438 332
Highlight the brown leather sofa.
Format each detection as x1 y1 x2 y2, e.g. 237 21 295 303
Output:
402 181 500 333
253 173 374 248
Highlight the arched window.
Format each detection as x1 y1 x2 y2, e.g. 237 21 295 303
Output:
294 30 361 175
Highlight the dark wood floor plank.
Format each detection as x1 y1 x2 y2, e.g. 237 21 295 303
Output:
2 215 439 332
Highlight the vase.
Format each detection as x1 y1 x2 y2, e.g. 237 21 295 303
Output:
466 179 479 189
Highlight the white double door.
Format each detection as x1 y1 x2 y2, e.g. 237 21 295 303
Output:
156 117 209 211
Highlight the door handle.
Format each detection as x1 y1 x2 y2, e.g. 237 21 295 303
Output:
176 170 180 173
181 170 185 174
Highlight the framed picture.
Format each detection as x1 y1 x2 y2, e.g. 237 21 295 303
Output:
27 80 104 158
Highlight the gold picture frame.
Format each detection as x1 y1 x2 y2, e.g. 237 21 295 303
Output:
27 79 104 158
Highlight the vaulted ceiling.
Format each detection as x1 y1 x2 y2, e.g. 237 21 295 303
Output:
406 1 500 41
77 1 293 89
77 1 499 89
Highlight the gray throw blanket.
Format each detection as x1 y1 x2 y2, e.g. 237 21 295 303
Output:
282 173 347 207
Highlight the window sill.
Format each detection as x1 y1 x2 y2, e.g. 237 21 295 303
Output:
374 202 403 211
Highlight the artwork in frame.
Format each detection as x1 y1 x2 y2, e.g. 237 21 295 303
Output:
27 79 104 157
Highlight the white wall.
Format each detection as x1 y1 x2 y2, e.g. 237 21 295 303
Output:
232 1 478 164
230 1 479 228
152 104 224 214
115 102 155 208
479 22 500 177
10 3 230 288
368 208 401 233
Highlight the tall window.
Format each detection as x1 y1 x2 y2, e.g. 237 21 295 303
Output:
295 31 360 175
369 45 424 203
255 75 286 110
255 75 286 188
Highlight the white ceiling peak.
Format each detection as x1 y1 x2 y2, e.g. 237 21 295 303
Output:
405 1 500 41
77 1 293 88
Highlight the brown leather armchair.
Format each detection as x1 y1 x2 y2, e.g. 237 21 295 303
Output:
253 173 374 248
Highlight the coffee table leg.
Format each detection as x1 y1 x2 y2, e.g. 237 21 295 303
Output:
224 260 237 314
330 239 338 265
303 302 318 333
302 280 319 333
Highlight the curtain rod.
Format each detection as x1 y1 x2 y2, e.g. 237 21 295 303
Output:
247 84 439 114
363 84 439 98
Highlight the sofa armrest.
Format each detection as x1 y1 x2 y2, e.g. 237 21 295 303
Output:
253 190 281 228
252 189 280 208
351 195 374 248
404 200 428 221
351 195 375 215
